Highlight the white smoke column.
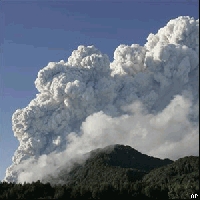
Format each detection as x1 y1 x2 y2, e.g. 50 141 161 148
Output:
4 16 199 183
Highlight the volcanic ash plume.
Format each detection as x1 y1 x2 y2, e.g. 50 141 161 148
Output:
4 16 199 183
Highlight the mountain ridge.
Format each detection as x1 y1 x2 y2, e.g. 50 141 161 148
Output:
48 144 174 185
1 144 198 199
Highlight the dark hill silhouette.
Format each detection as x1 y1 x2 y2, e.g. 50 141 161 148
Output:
141 156 199 199
89 144 173 170
0 144 198 199
52 144 173 186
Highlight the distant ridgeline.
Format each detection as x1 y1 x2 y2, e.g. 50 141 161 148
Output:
0 144 199 199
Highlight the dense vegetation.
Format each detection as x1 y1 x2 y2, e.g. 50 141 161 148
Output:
0 144 199 199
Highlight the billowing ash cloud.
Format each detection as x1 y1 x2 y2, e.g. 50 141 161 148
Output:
4 16 199 183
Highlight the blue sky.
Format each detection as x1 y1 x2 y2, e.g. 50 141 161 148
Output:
0 0 198 181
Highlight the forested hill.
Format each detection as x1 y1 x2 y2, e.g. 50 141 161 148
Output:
0 144 199 199
53 144 174 185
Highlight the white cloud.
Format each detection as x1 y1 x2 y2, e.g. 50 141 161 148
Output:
4 16 199 183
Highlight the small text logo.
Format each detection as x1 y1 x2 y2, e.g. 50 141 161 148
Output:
191 194 198 198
